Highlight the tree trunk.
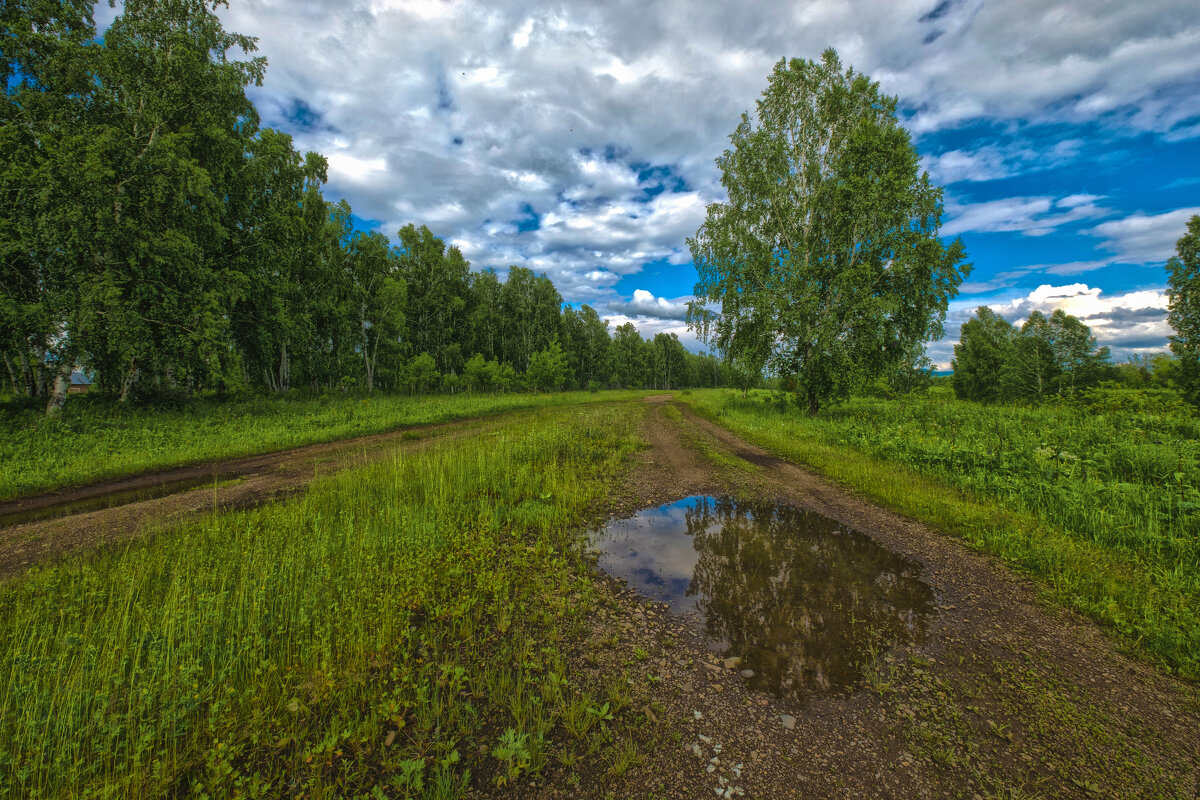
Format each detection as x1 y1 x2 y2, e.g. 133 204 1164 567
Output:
2 352 21 395
806 389 820 416
45 360 73 416
278 342 290 392
119 358 139 403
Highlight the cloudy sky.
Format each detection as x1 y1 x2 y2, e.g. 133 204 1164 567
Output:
101 0 1200 367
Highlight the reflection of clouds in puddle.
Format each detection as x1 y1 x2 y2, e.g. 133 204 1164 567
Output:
593 495 935 704
595 497 712 614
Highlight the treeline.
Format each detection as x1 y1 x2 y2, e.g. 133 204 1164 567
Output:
951 307 1119 403
0 1 724 410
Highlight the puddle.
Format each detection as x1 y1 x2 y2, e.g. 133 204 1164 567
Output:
0 475 243 529
592 495 935 702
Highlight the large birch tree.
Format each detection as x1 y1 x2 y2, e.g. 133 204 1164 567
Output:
688 49 970 414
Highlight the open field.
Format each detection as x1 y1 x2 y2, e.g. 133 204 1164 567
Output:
0 391 648 502
0 403 649 798
0 396 1197 799
680 388 1200 678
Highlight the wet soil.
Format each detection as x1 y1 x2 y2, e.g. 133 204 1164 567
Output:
505 396 1200 800
0 414 507 580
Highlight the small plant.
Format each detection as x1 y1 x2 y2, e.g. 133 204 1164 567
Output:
491 727 532 787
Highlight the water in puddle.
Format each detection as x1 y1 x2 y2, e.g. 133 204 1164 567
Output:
592 495 935 703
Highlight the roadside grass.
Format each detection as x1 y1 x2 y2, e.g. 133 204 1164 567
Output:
0 390 648 502
680 388 1200 679
0 402 647 799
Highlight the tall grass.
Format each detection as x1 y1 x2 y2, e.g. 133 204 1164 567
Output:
681 388 1200 678
0 403 644 798
0 390 646 501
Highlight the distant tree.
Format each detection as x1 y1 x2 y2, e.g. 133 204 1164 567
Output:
611 323 646 388
952 308 1014 403
527 340 568 391
996 309 1111 402
466 269 504 362
888 344 934 395
395 225 470 373
651 333 689 389
688 49 969 415
1043 308 1111 396
1167 214 1200 405
1000 312 1059 403
404 352 439 394
347 229 405 393
726 354 761 399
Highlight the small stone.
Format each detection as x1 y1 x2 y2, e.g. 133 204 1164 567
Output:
723 656 743 670
739 669 755 679
781 714 796 730
694 710 704 720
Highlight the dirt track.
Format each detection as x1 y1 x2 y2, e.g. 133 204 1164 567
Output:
530 396 1200 800
2 396 1197 798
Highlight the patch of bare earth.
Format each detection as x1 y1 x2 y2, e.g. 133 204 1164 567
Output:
506 397 1199 800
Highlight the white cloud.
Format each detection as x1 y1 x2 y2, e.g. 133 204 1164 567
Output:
92 0 1200 314
992 283 1170 357
1086 206 1200 263
606 289 691 320
922 138 1083 184
941 194 1110 237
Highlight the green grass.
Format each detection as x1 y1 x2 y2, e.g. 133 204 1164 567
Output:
0 402 647 798
0 390 647 502
680 388 1200 678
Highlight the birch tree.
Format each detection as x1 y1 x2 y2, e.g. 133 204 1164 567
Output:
688 49 969 414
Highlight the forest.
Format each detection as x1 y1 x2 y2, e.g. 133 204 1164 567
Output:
1 1 723 410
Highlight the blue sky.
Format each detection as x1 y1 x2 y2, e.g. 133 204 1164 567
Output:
99 0 1200 366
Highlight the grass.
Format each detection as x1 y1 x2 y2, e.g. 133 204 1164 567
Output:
679 388 1200 679
0 390 648 502
0 402 648 799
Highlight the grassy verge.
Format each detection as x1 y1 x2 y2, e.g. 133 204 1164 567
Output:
679 389 1200 679
0 390 647 501
0 402 648 798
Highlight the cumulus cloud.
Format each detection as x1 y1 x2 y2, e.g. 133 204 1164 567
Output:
1086 206 1200 263
941 194 1111 237
606 289 691 321
994 283 1170 358
98 0 1189 307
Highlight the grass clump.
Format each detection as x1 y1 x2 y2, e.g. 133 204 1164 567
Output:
680 388 1200 678
0 390 647 501
0 403 645 798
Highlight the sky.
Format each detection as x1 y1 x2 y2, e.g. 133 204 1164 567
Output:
99 0 1200 367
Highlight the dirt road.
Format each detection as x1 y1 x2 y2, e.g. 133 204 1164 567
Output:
534 396 1200 800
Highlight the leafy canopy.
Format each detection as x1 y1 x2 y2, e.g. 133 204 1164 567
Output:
688 48 969 413
1167 214 1200 405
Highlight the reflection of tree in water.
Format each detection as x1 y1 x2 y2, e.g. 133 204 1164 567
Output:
685 497 933 702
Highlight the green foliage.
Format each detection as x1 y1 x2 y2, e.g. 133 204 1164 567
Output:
682 388 1200 677
0 403 645 798
688 48 969 414
527 340 569 392
954 307 1112 403
1167 214 1200 405
952 307 1013 402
